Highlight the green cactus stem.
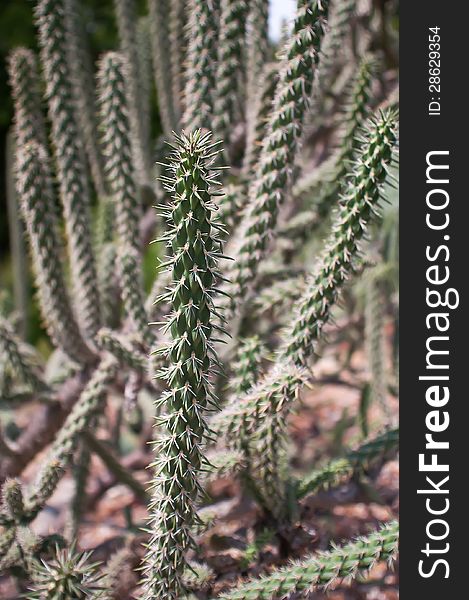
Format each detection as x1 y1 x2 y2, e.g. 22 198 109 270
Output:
7 48 48 151
27 544 104 600
24 357 118 519
35 0 101 341
15 142 94 364
148 0 178 134
243 63 279 181
114 0 152 184
224 0 330 315
213 0 250 153
142 130 226 599
219 520 399 599
182 0 219 131
65 0 108 198
0 317 46 392
245 0 270 119
296 427 399 498
281 110 397 368
168 0 187 126
97 52 141 253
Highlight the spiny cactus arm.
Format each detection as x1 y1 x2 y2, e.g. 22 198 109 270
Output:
69 442 91 539
148 0 178 134
114 0 152 184
26 544 104 600
81 431 149 502
212 364 309 441
142 130 226 599
317 0 356 96
65 0 108 198
280 110 398 368
0 525 17 561
297 427 399 499
365 274 391 418
0 318 46 392
137 16 153 139
253 275 307 317
313 55 375 217
96 328 148 372
97 52 141 253
0 372 89 481
99 544 138 600
224 0 330 314
243 63 279 181
182 0 219 131
6 132 29 338
245 0 270 117
218 521 399 599
118 247 155 350
35 0 101 341
2 479 25 524
217 183 246 230
98 243 120 329
169 0 186 126
7 48 48 150
23 357 117 520
16 142 94 364
212 0 250 151
201 449 246 487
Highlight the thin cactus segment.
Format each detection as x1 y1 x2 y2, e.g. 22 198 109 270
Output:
65 0 108 198
296 427 399 498
148 0 178 134
183 0 219 131
7 48 48 151
114 0 152 184
98 52 141 253
35 0 101 341
218 521 399 599
143 130 227 599
224 0 331 314
0 317 46 392
282 110 397 368
15 141 94 364
213 0 250 153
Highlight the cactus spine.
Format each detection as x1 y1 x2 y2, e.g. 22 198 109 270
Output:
143 130 225 598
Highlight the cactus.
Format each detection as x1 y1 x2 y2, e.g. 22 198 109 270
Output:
213 0 250 154
224 0 330 315
27 544 103 599
35 0 101 341
219 521 399 599
182 0 219 130
148 0 178 134
114 0 152 184
142 130 226 598
2 1 399 597
15 142 94 364
98 52 141 252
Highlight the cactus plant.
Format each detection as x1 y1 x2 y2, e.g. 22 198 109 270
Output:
1 0 399 597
